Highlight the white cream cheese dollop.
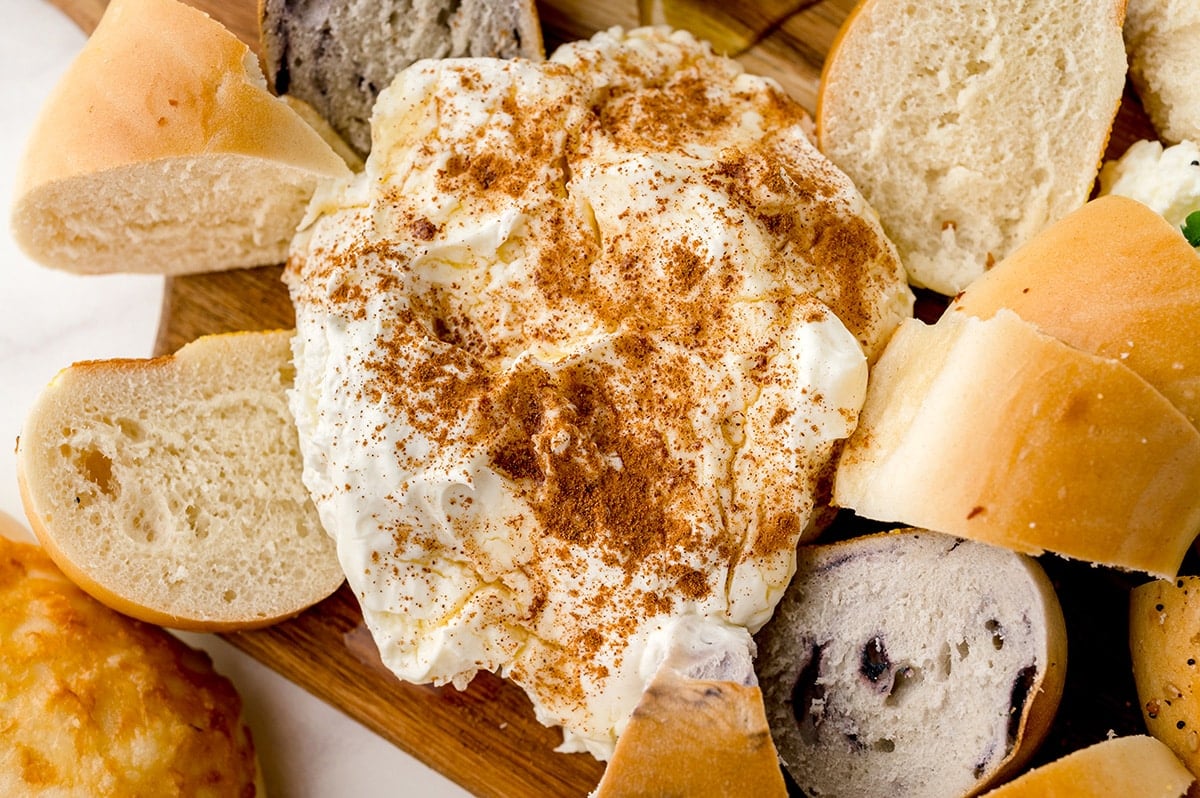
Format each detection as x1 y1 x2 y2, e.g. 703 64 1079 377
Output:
285 26 910 760
1099 138 1200 246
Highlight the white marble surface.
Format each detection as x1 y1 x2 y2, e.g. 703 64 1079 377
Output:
0 2 470 796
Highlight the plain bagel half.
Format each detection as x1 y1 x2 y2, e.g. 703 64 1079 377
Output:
816 0 1127 295
952 195 1200 428
16 330 344 632
833 310 1200 578
11 0 352 275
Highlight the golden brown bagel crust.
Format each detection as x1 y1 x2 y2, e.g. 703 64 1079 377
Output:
593 669 786 798
952 195 1200 428
834 311 1200 578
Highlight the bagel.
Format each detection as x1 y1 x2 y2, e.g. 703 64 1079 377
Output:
17 330 344 631
979 736 1193 797
1130 576 1200 787
1123 0 1200 145
11 0 352 275
817 0 1127 295
754 528 1067 798
259 0 545 156
833 310 1200 579
951 195 1200 427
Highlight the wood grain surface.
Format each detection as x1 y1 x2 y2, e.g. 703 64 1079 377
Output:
43 0 1161 795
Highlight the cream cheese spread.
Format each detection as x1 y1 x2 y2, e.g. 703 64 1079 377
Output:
285 26 910 760
1099 138 1200 246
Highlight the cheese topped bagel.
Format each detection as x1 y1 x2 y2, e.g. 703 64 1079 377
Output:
285 26 911 758
0 519 262 796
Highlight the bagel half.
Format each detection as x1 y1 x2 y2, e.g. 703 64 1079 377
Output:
952 195 1200 427
11 0 352 275
833 311 1200 578
817 0 1127 295
17 330 343 632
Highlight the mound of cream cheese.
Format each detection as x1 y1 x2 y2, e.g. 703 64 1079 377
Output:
285 26 912 759
1099 138 1200 249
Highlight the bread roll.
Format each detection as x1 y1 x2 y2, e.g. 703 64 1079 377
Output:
832 311 1200 578
979 735 1194 797
754 528 1066 798
1130 576 1200 790
1124 0 1200 145
17 330 344 632
0 524 263 796
951 195 1200 427
817 0 1127 295
11 0 352 275
259 0 545 156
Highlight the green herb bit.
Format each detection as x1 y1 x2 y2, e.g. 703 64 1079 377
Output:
1182 210 1200 248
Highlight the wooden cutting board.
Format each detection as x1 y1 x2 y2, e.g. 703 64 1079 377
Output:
44 1 1160 796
